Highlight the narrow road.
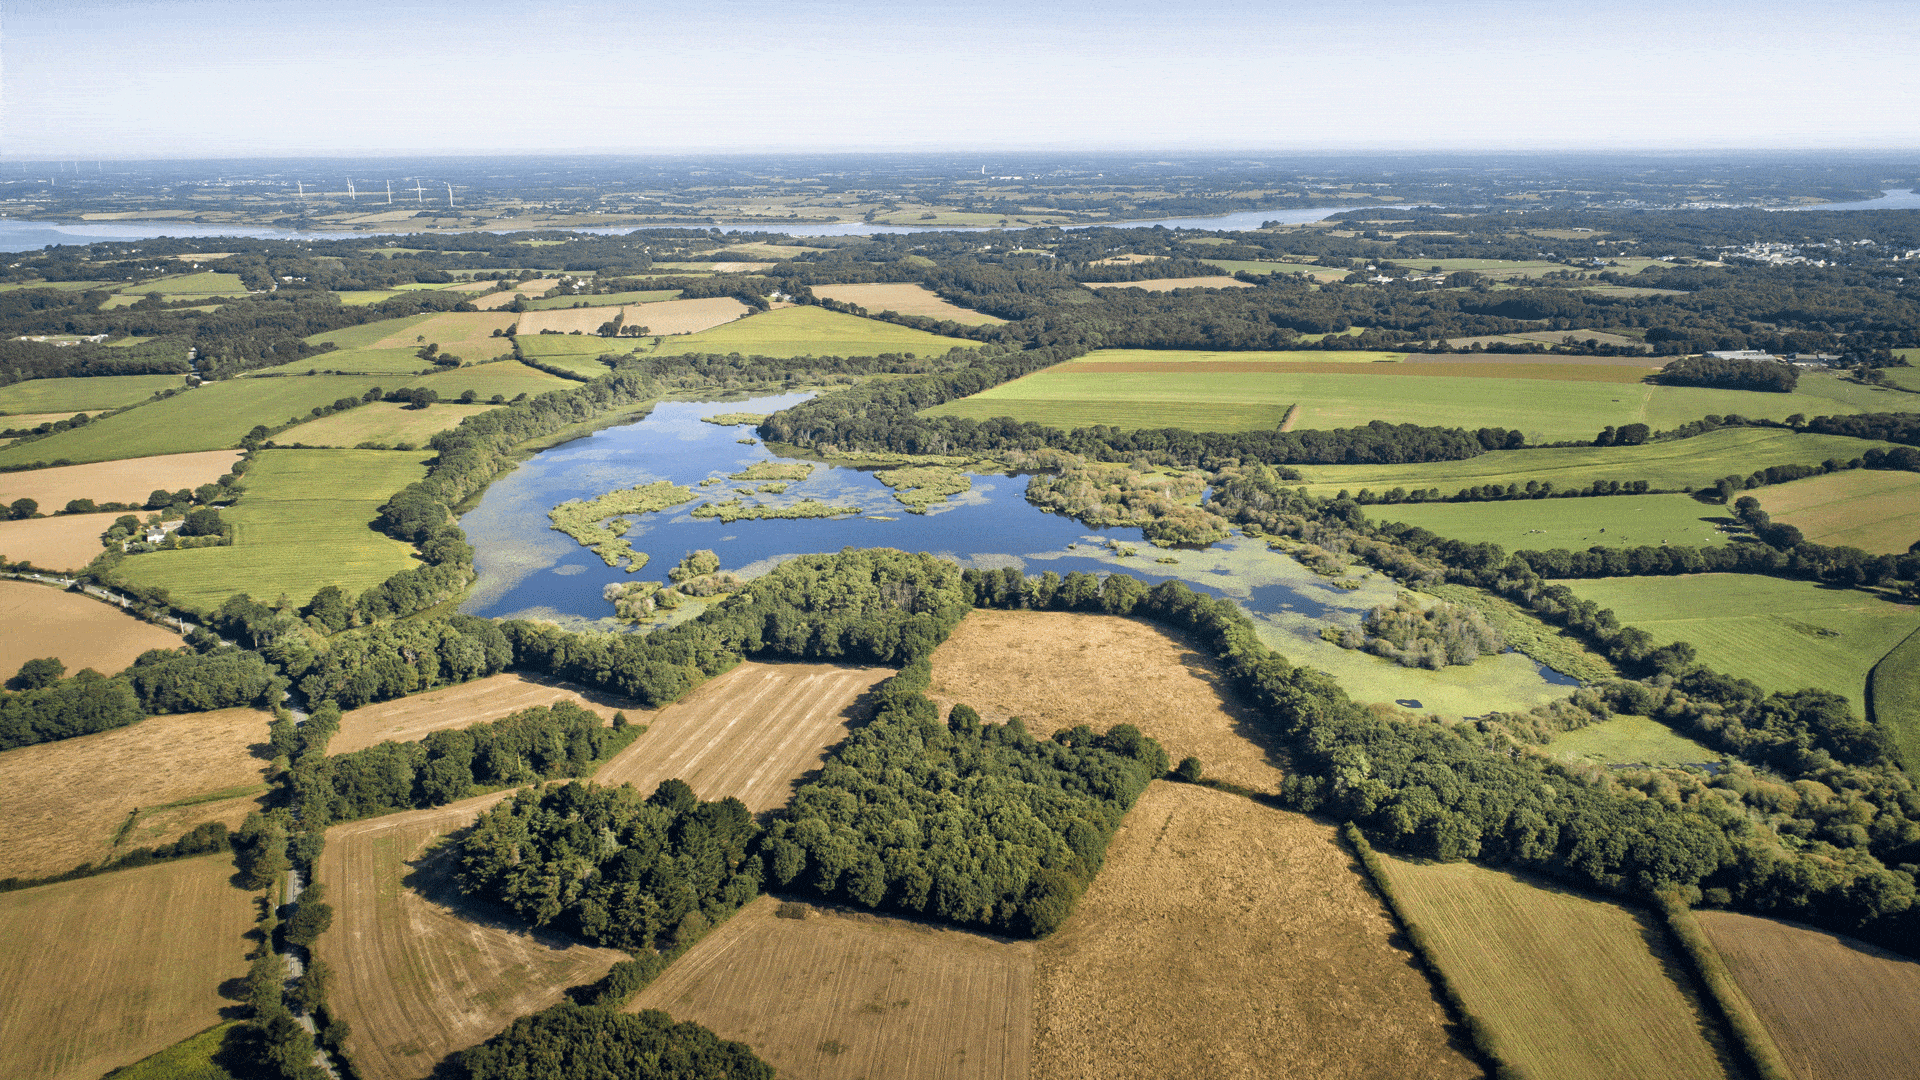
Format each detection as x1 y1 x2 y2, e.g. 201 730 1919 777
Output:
281 869 342 1079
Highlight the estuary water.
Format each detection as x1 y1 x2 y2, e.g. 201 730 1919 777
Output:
456 393 1579 718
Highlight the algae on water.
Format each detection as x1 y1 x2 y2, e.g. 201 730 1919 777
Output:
548 480 697 571
689 498 862 523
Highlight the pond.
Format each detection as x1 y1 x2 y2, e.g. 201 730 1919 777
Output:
458 392 1581 717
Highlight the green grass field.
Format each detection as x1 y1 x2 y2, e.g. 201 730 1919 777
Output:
0 279 113 293
415 359 575 400
924 363 1879 440
1755 469 1920 554
1197 259 1334 277
278 401 498 448
0 375 387 466
304 313 436 351
1071 348 1407 365
1562 574 1920 717
1869 628 1920 782
333 290 403 306
0 375 184 415
248 346 437 377
1290 428 1900 499
116 272 249 296
1550 715 1725 766
100 1023 241 1080
522 289 679 310
515 333 645 370
1371 494 1731 551
113 448 431 611
644 305 978 359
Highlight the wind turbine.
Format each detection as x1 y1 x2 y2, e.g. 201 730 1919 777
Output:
445 182 454 208
347 178 357 202
385 179 393 205
297 180 306 204
412 179 426 204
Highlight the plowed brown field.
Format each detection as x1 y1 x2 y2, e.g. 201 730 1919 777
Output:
331 672 632 755
0 511 119 571
630 895 1032 1080
0 450 242 507
927 609 1286 794
0 706 271 881
812 283 1006 325
591 661 891 812
0 580 182 681
1697 911 1920 1080
0 854 254 1080
1035 782 1476 1080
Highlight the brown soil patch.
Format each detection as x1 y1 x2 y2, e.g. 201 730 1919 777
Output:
1697 910 1920 1080
0 449 242 507
631 894 1032 1080
0 580 182 680
0 706 271 881
812 283 1006 325
1034 782 1477 1080
1068 360 1651 382
591 661 892 813
331 672 634 755
1409 351 1666 368
0 511 119 572
318 793 630 1080
1756 470 1920 554
927 610 1287 795
371 311 518 351
0 854 254 1080
1083 276 1254 291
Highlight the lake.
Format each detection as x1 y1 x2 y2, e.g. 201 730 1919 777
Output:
457 392 1580 718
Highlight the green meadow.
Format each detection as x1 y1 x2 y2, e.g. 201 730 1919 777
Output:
414 359 576 400
1550 715 1725 766
304 313 436 351
112 449 432 611
644 305 978 359
118 271 249 296
277 401 498 448
0 375 387 466
1371 494 1731 551
522 289 679 310
1870 628 1920 781
0 374 184 414
248 347 436 377
1197 259 1333 277
1289 428 1901 499
1071 348 1408 364
1562 574 1920 718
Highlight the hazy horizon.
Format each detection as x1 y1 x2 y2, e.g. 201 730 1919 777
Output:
5 0 1918 159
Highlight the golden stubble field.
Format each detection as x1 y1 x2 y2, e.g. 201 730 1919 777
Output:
0 449 242 507
0 580 182 680
1697 910 1920 1080
927 609 1288 794
0 854 254 1080
0 706 271 881
0 510 120 571
330 671 629 754
1033 782 1478 1080
811 283 1006 325
630 895 1033 1080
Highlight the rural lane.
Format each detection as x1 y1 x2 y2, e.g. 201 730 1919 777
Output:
282 868 343 1080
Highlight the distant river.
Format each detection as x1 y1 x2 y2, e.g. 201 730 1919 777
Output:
456 392 1580 718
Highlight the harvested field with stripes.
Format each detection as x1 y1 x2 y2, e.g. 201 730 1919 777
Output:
0 450 242 507
330 672 631 755
1755 469 1920 554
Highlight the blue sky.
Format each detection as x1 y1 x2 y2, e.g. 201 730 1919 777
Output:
3 0 1916 157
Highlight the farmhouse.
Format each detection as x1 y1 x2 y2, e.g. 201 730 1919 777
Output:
1704 349 1777 361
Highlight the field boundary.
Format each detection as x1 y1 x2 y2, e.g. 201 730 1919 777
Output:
1655 894 1798 1080
1867 624 1920 782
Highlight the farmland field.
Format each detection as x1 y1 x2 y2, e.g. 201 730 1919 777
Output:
249 346 438 376
368 311 518 353
1374 856 1736 1080
1288 428 1900 499
0 706 271 881
0 510 122 571
0 449 242 508
1695 911 1920 1080
510 335 635 377
102 1022 241 1080
924 364 1886 440
647 305 979 359
520 288 679 310
1197 258 1339 278
1560 574 1920 717
1755 469 1920 554
306 313 436 350
1063 348 1409 365
0 376 390 467
1871 628 1920 779
927 609 1286 795
0 855 254 1080
1068 355 1653 384
812 282 1006 324
414 359 576 401
277 400 498 448
1548 715 1725 766
0 374 184 415
111 449 431 612
115 271 248 296
330 672 628 755
590 660 893 812
519 297 749 337
1083 275 1254 291
1034 782 1477 1080
317 793 629 1080
1370 494 1732 551
628 894 1032 1080
0 580 181 682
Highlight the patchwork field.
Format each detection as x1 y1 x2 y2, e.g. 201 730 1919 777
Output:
591 660 893 813
0 706 271 881
1548 715 1725 766
510 335 635 377
927 609 1286 795
812 282 1006 325
1755 469 1920 554
317 794 630 1080
0 449 242 508
277 400 498 448
111 448 431 612
1696 910 1920 1080
0 375 391 467
1289 428 1900 499
1561 574 1920 717
0 510 122 571
630 895 1032 1080
0 855 255 1080
1083 275 1254 291
0 580 181 680
0 374 184 415
1035 782 1477 1080
519 297 749 337
648 305 979 359
330 672 628 755
1374 857 1735 1080
1370 493 1732 551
